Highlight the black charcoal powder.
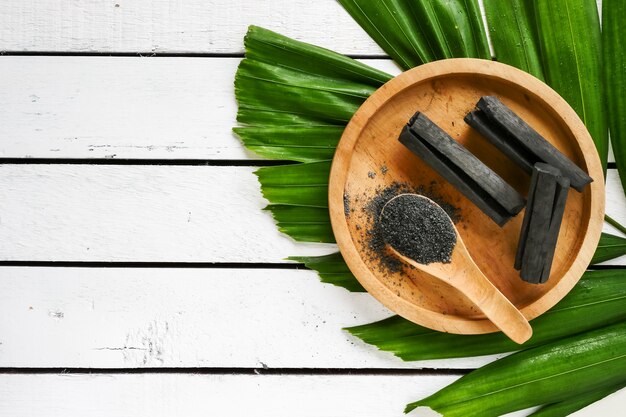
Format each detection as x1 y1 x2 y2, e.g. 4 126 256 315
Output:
380 194 456 264
343 192 351 218
359 182 460 274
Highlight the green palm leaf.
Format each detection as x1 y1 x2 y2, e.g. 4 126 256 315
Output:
243 25 391 86
405 321 626 416
536 0 608 172
235 26 390 128
255 161 330 208
234 126 343 162
337 0 432 68
347 269 626 360
235 26 392 241
338 0 490 70
265 205 334 243
412 0 490 59
236 59 377 126
603 0 626 194
483 0 544 80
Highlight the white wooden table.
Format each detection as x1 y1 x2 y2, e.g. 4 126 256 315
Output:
0 1 624 416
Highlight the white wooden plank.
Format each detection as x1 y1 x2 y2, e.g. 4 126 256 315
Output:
0 56 400 160
0 55 613 162
0 0 603 55
0 164 335 262
0 373 620 417
0 165 623 264
0 373 457 417
0 0 383 55
0 267 509 369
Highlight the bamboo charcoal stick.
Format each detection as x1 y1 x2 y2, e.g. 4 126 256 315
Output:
399 126 511 225
465 110 535 173
408 113 526 215
541 174 570 282
514 163 540 271
399 113 525 226
400 126 511 226
474 96 592 192
516 163 568 284
520 165 558 283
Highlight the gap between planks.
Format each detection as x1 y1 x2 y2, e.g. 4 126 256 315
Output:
0 261 624 270
0 158 299 167
0 367 468 376
0 261 307 269
0 158 617 170
0 51 390 59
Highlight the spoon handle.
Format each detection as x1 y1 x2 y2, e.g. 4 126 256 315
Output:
396 248 533 344
459 274 532 344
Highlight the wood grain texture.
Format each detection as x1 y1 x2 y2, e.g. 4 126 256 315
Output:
0 373 463 417
0 165 335 262
0 57 400 160
0 267 506 369
0 0 383 55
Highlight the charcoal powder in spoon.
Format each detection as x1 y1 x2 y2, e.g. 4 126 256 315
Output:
380 194 457 264
359 182 460 274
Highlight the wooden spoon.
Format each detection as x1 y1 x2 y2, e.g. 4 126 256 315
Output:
380 194 532 344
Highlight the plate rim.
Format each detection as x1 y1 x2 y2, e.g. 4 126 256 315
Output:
328 58 605 334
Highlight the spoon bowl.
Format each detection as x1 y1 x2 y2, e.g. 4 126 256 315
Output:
380 194 532 344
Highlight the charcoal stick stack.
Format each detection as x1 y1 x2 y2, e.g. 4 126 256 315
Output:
465 96 592 192
399 112 525 226
515 163 570 284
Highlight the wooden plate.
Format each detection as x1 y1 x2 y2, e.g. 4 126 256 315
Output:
329 58 604 334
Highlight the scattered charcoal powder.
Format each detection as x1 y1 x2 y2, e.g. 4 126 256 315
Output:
360 182 460 274
380 194 456 264
343 192 351 218
381 165 389 175
368 171 376 179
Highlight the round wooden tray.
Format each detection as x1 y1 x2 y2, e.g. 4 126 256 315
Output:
328 58 604 334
